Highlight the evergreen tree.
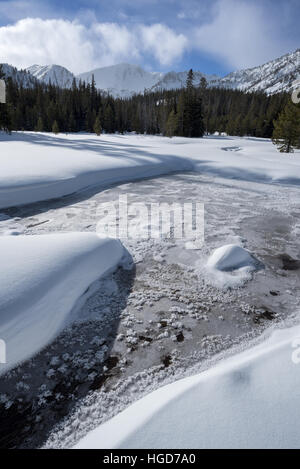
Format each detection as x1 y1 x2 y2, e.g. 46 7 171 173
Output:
94 116 102 136
199 76 208 91
186 69 194 92
35 116 44 132
103 104 114 133
52 120 59 134
0 69 291 141
182 70 205 138
0 65 10 132
165 110 178 137
272 101 300 153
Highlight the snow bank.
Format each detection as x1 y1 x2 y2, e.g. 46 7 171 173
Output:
204 244 262 288
74 323 300 449
0 132 299 209
0 233 124 375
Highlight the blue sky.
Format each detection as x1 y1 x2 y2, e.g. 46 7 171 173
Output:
0 0 299 75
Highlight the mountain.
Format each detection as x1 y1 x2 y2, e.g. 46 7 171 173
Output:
2 49 299 97
217 49 300 94
0 63 37 87
150 70 220 92
77 63 164 98
76 50 299 97
26 64 75 88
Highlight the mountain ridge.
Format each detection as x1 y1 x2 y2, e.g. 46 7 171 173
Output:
1 49 299 97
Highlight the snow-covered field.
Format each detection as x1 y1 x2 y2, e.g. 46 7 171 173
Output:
0 132 300 448
1 132 300 209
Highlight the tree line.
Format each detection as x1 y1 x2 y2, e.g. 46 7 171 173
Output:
0 65 299 152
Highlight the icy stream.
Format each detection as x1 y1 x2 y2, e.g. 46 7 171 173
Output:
1 172 300 448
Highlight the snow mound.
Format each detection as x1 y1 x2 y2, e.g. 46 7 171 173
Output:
205 244 262 288
74 323 300 449
207 244 256 271
0 233 124 375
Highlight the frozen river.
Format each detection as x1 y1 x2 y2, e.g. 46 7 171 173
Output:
1 170 300 448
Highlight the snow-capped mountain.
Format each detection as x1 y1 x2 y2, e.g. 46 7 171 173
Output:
0 63 37 87
76 50 299 97
217 49 300 94
2 49 299 97
26 64 75 88
77 63 164 98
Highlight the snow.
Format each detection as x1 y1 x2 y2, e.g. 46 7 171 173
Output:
0 132 299 210
219 49 300 95
74 322 300 449
206 244 257 271
0 233 124 376
204 244 262 289
0 63 36 88
26 65 75 89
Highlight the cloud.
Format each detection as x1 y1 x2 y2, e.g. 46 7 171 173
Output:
91 23 140 63
0 18 188 73
193 0 296 69
139 24 188 66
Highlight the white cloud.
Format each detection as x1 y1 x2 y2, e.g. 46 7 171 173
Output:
0 19 95 73
91 22 140 64
0 18 188 73
140 24 188 66
193 0 295 69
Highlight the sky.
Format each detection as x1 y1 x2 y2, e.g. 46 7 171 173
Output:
0 0 299 76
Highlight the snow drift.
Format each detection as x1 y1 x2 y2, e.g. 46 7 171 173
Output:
0 233 124 375
74 323 300 449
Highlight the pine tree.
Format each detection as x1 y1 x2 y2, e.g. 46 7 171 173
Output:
103 104 114 133
272 102 300 153
186 69 194 92
35 116 44 132
94 116 102 136
52 120 59 134
183 70 205 138
0 66 12 133
165 110 178 137
199 76 208 91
